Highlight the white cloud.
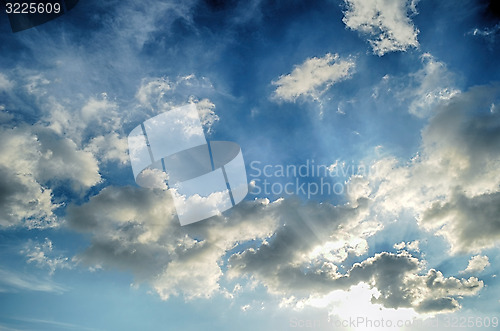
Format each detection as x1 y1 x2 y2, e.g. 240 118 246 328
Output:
34 128 101 191
407 54 460 116
469 23 500 46
0 73 13 91
352 85 500 253
67 186 480 315
66 186 278 300
85 132 130 165
136 76 216 110
135 77 173 109
257 251 482 316
134 76 219 132
0 125 101 228
394 240 420 252
0 127 57 228
342 0 419 56
194 98 219 132
43 93 122 145
21 238 72 275
460 255 490 274
65 161 487 316
241 304 251 312
271 53 355 102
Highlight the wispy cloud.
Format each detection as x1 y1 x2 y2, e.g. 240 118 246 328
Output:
21 238 73 275
2 317 100 331
373 53 460 117
0 268 67 293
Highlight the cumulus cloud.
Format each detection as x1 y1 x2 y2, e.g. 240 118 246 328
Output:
349 253 482 314
0 124 101 228
246 250 482 315
460 255 490 274
394 240 420 252
64 184 386 303
42 92 122 145
422 191 500 253
65 181 483 315
85 132 130 165
0 71 221 230
353 85 500 253
66 186 279 300
271 53 355 102
227 198 374 295
342 0 419 56
34 128 101 190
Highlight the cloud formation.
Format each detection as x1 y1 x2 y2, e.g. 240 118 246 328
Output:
0 125 100 228
0 268 67 293
357 85 500 253
66 186 279 300
342 0 419 55
21 238 72 275
384 53 460 117
272 53 355 102
65 179 483 316
460 255 490 274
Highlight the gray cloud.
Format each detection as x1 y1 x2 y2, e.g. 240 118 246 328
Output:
65 182 483 315
231 246 482 314
422 191 500 253
360 85 500 253
0 125 100 228
66 186 279 299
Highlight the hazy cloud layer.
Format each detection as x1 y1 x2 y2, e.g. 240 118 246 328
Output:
373 53 460 117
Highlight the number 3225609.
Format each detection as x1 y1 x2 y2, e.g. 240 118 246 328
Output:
5 2 61 14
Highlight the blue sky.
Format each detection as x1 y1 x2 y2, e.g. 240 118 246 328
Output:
1 0 500 330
